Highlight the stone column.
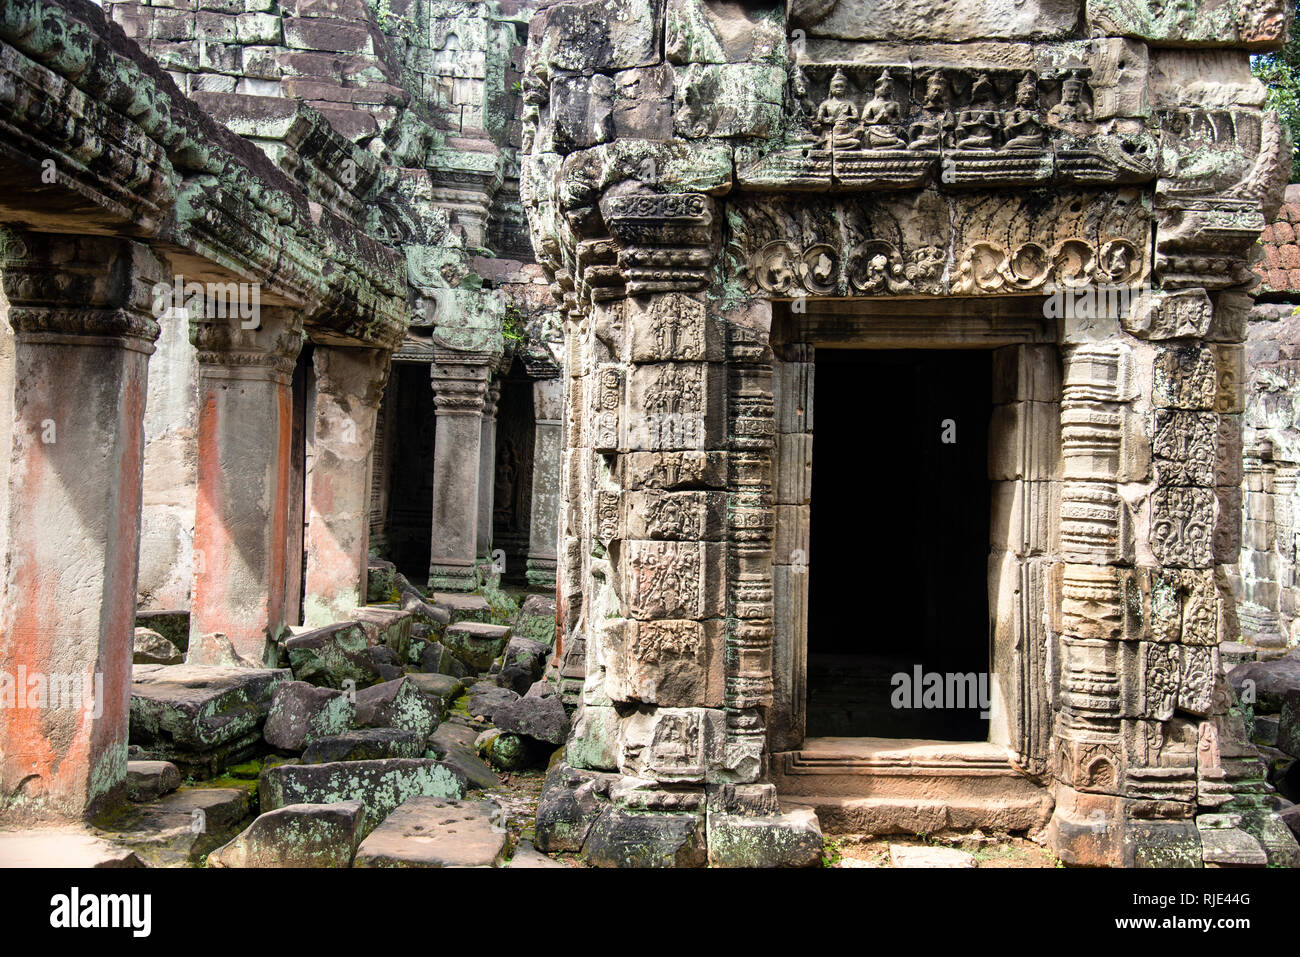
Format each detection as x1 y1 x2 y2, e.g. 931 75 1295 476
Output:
526 376 563 589
301 345 391 627
0 230 165 822
476 377 501 568
428 353 489 592
189 305 303 665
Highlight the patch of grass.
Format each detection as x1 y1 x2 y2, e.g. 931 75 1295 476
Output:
821 838 843 867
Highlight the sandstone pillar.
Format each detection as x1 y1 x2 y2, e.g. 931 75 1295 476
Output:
0 230 165 822
475 377 501 567
189 305 303 665
428 353 489 591
302 345 391 627
525 376 562 589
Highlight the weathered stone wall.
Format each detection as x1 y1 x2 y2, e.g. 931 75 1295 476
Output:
92 0 565 603
1237 189 1300 658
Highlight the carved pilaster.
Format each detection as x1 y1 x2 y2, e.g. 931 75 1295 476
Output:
724 298 776 783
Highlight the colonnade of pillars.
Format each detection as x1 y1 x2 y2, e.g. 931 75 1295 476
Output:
0 230 562 822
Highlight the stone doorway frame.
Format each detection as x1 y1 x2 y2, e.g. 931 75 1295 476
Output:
766 297 1061 779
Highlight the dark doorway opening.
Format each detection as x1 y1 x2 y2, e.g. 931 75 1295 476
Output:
385 363 436 582
492 360 535 586
807 348 992 741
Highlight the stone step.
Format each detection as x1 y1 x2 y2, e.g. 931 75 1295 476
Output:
772 737 1051 834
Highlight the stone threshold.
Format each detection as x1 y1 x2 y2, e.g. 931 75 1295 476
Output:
772 736 1053 835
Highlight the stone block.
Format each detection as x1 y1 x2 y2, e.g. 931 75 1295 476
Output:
543 0 662 73
673 63 783 139
551 74 615 152
617 707 726 784
624 450 728 490
624 362 727 452
492 693 571 746
621 540 727 620
1086 0 1287 49
614 65 675 139
989 400 1060 480
801 0 1079 41
443 622 512 671
350 606 413 665
429 592 493 623
568 705 621 771
259 759 467 836
353 677 441 743
365 559 397 603
134 628 183 666
605 618 725 708
283 16 374 53
135 610 190 654
584 806 706 867
130 665 289 773
284 622 388 689
125 761 181 803
707 808 823 868
513 594 558 646
427 724 500 791
535 763 612 853
263 681 355 752
623 490 726 541
301 729 424 764
207 801 365 868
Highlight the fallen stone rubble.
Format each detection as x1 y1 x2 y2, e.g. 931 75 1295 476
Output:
82 567 581 868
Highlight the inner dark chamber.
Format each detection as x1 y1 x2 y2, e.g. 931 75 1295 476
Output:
807 349 992 741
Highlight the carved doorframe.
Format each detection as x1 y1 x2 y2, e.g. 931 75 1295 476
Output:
765 299 1060 776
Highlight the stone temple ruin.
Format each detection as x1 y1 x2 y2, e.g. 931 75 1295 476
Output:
0 0 1299 869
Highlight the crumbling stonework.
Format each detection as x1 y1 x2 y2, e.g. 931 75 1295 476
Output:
1238 187 1300 660
520 0 1299 866
2 0 1300 870
0 0 560 827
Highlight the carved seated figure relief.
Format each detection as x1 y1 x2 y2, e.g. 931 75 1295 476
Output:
955 74 1000 150
1049 72 1094 125
858 71 907 150
1002 73 1046 150
814 69 861 150
908 71 951 151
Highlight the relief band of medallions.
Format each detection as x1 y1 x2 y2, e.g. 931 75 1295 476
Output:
732 189 1150 299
